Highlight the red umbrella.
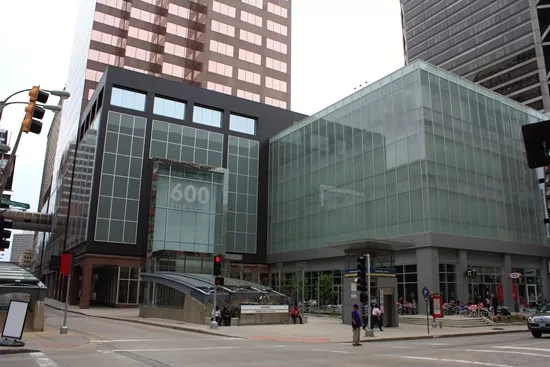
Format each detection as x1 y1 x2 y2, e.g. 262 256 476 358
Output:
512 283 518 301
497 283 504 301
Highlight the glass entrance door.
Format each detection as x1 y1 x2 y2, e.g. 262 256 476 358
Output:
526 284 537 307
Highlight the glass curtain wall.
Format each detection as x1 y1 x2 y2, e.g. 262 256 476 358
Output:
269 61 548 254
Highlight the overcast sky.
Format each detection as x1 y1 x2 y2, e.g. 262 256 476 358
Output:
0 0 404 261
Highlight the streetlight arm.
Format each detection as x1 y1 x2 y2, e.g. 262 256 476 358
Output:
45 90 70 99
0 101 61 112
0 89 30 105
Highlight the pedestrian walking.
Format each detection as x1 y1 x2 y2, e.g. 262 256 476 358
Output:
351 304 362 346
371 304 383 331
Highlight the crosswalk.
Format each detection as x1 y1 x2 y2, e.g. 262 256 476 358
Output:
380 342 550 367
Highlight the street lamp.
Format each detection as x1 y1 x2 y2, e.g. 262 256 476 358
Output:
0 87 70 119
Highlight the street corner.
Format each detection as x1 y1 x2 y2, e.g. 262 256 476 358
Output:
251 336 331 343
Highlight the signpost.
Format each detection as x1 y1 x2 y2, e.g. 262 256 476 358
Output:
432 294 443 327
422 287 430 335
0 198 29 210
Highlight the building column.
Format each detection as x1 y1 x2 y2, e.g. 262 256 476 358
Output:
501 254 513 309
79 260 93 309
457 250 469 304
416 247 439 315
541 258 549 301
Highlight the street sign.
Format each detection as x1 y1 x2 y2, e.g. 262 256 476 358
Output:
422 287 430 299
465 268 476 279
0 199 29 210
509 272 522 279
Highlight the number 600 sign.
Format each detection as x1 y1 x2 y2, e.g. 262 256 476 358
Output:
170 183 210 204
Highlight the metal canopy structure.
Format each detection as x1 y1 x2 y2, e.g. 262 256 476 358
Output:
140 271 287 305
0 262 47 299
327 238 416 253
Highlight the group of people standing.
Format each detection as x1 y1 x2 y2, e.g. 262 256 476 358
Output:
351 303 383 346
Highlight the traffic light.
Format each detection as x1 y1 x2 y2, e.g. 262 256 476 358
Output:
215 276 224 286
213 254 223 276
521 119 550 168
356 256 367 303
0 219 12 250
22 86 49 135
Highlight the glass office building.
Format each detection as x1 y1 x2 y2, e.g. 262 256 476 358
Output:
268 60 550 310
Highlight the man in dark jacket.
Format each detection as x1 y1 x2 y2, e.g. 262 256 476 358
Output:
351 304 362 346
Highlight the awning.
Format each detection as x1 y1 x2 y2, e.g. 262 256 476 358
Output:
0 262 47 299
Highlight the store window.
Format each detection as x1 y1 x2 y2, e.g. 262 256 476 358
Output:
117 266 140 304
395 264 418 307
511 267 542 306
467 265 502 303
438 263 457 302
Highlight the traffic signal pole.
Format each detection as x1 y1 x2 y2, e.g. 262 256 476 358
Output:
210 285 218 329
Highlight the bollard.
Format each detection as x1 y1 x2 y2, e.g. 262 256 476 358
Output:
439 320 443 329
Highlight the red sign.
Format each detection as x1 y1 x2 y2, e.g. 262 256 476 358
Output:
432 295 443 319
60 253 73 276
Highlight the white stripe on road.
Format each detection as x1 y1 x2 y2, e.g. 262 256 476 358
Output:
424 342 449 346
29 352 60 367
308 348 353 354
112 345 284 353
89 337 241 343
465 349 550 358
387 355 513 367
492 346 550 353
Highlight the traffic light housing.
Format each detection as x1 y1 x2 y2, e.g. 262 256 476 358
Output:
215 276 224 286
522 119 550 168
356 256 367 301
22 86 48 135
0 219 12 250
213 254 223 276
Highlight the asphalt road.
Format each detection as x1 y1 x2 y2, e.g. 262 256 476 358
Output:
3 307 549 367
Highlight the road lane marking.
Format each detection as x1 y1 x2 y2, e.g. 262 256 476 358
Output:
492 346 550 352
385 355 513 367
111 345 286 353
308 348 353 354
424 342 449 346
89 337 240 343
465 349 550 358
29 352 60 367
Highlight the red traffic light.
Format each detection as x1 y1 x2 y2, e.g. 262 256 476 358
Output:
215 255 222 263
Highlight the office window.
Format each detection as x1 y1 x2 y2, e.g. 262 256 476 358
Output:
241 10 263 27
266 57 287 73
153 96 186 120
267 2 287 18
266 38 287 54
265 76 287 92
242 0 262 9
210 40 234 57
213 1 236 17
193 105 222 128
110 87 146 111
238 49 261 65
230 114 256 135
208 60 233 77
265 96 287 109
237 89 260 102
207 81 232 95
240 29 262 46
238 69 261 85
211 20 235 37
267 20 287 36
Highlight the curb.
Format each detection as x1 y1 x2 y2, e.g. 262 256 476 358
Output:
45 304 242 339
0 348 41 355
351 328 529 343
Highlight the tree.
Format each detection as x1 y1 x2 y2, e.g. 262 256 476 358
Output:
290 272 303 301
319 274 335 305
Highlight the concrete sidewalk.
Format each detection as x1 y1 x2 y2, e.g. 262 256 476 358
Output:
0 325 90 355
44 298 528 344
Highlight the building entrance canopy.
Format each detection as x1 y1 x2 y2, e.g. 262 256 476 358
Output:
0 262 47 299
140 271 288 305
328 237 415 254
